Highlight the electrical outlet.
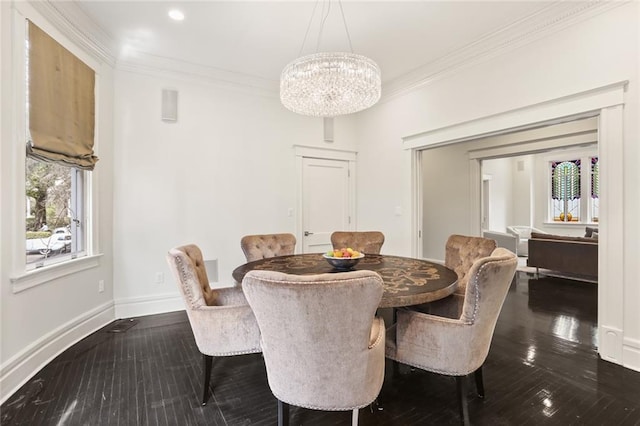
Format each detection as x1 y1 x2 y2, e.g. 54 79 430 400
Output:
98 280 105 293
155 272 164 284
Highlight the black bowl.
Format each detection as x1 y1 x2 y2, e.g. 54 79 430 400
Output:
322 253 365 270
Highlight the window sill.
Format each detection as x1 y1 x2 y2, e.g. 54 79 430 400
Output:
543 221 599 227
11 254 103 294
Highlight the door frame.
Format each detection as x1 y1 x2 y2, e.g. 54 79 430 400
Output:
405 81 628 368
294 145 357 253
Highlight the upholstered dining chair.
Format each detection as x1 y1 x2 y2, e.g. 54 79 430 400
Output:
242 270 386 426
240 233 296 262
386 248 517 426
330 231 385 254
411 234 497 314
445 234 497 296
166 244 261 405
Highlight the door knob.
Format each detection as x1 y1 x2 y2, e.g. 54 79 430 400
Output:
304 231 314 236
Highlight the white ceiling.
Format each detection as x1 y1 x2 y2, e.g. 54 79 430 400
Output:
67 1 591 92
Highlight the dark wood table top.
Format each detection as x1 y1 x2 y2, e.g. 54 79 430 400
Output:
232 253 458 308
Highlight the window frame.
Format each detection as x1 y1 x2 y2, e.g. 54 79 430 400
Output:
25 161 88 271
544 149 599 226
9 5 102 293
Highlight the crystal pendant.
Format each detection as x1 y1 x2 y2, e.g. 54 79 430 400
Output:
280 52 381 117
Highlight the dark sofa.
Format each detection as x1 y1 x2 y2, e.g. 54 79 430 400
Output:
526 232 598 278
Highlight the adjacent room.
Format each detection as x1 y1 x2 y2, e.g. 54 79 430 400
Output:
1 1 639 424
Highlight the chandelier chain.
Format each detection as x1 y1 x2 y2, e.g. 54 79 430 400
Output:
298 0 355 56
298 0 320 57
315 0 332 53
337 0 354 53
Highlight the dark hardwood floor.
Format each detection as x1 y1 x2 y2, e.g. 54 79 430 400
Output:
2 271 640 425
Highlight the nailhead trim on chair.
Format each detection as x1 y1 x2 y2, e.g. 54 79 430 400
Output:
273 390 373 412
175 255 199 309
369 318 384 349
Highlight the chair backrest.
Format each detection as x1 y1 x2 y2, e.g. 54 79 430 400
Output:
242 270 384 410
167 244 218 308
459 247 517 369
330 231 385 254
167 244 261 357
445 234 497 293
240 233 296 262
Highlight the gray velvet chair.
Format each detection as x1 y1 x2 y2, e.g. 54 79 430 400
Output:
330 231 385 254
166 244 261 405
240 233 296 262
386 248 517 426
242 270 386 426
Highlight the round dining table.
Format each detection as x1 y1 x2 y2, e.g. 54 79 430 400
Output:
232 253 458 308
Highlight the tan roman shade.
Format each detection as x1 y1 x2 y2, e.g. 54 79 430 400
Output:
26 21 98 170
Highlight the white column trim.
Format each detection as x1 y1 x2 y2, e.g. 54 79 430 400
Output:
411 149 423 258
597 105 625 365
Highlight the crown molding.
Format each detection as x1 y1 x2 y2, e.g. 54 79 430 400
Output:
381 1 626 102
117 51 279 98
28 1 625 101
28 1 116 66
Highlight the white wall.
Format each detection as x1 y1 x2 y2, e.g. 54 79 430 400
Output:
511 155 534 227
482 157 513 232
356 3 639 370
0 2 115 402
112 70 357 317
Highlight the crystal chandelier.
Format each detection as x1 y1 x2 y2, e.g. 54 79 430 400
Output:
280 1 381 117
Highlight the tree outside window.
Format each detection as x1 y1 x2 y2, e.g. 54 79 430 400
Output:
25 157 84 264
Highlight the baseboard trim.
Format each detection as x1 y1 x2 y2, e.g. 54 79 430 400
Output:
623 337 640 373
599 325 623 364
114 293 184 319
0 301 115 405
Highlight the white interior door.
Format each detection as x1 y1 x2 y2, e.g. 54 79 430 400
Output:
301 157 351 253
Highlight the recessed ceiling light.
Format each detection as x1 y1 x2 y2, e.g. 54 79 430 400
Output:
168 9 184 21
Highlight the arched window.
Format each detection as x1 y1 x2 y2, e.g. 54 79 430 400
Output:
551 160 580 221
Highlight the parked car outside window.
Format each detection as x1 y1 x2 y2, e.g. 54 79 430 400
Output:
26 228 72 255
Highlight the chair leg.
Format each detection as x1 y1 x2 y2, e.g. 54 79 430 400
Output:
202 354 213 406
474 365 485 399
278 399 289 426
456 376 470 426
352 408 359 426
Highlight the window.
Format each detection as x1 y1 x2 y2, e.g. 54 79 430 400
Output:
23 20 96 270
591 157 599 222
551 160 581 222
25 158 85 268
548 155 598 223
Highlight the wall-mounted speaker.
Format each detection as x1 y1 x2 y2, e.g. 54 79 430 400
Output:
323 117 334 142
161 89 178 122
